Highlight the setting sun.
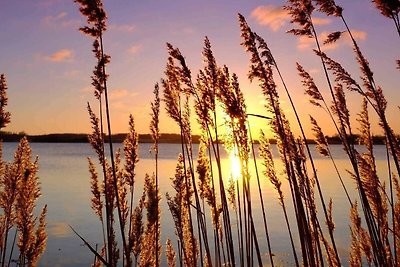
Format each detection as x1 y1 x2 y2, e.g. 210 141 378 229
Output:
229 147 242 181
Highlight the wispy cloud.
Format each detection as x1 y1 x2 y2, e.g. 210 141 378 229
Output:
80 86 92 94
308 68 321 74
46 11 67 21
251 5 331 32
38 0 62 8
109 24 136 33
45 49 74 62
297 36 315 50
172 26 195 36
313 17 331 26
346 30 367 41
64 69 81 78
251 5 289 31
42 12 80 28
297 30 367 51
79 86 93 101
80 87 139 103
109 88 139 100
182 27 195 35
109 88 140 112
127 44 142 55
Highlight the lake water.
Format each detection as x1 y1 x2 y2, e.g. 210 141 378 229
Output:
1 142 391 266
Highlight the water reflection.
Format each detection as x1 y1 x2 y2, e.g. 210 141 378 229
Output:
1 143 391 266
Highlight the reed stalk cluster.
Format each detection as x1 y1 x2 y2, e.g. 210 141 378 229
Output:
0 74 47 267
74 0 400 266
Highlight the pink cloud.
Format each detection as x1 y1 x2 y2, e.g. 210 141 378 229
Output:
182 27 195 34
251 5 289 31
109 24 136 33
171 27 195 36
64 70 81 78
109 89 138 100
312 17 331 26
251 5 332 32
80 87 92 94
45 49 74 62
42 12 80 28
297 36 315 50
109 89 140 112
297 30 367 51
38 0 62 7
127 44 142 55
308 68 321 74
347 30 367 41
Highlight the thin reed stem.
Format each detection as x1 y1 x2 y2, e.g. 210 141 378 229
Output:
272 43 340 265
98 34 130 266
206 139 222 267
7 228 17 267
236 179 244 267
294 7 388 264
248 121 274 267
387 142 397 265
99 100 112 264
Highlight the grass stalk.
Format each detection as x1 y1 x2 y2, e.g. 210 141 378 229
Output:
239 14 319 265
98 33 130 266
7 228 17 267
177 109 197 265
236 179 244 267
248 121 275 267
1 212 11 267
206 139 222 267
97 99 111 263
295 7 388 264
387 142 397 265
268 42 340 264
150 83 161 267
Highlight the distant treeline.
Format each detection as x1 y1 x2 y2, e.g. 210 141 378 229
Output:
0 131 391 144
0 132 200 143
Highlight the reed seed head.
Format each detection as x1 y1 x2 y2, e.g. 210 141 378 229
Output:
124 114 139 187
372 0 400 18
285 0 315 37
313 0 343 16
0 74 11 129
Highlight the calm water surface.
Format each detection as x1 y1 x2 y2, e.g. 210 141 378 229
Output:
2 143 390 266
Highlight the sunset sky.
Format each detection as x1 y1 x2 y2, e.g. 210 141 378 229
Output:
0 0 398 137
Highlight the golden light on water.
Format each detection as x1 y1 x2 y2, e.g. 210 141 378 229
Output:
229 147 242 181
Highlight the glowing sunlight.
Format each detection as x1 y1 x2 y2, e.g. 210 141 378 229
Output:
229 147 242 181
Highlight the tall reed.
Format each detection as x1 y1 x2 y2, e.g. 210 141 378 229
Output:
75 1 158 266
150 83 161 267
289 0 400 265
239 13 327 266
72 1 400 266
75 0 123 264
372 0 400 36
0 74 47 267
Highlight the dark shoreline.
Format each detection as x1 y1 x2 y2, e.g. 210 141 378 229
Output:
0 132 390 145
0 133 196 144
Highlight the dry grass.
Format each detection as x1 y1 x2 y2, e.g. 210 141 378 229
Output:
0 75 47 267
69 0 400 266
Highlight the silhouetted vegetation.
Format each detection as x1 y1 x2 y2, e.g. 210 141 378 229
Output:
0 132 203 144
1 0 399 266
72 0 399 264
0 131 393 145
0 75 47 267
